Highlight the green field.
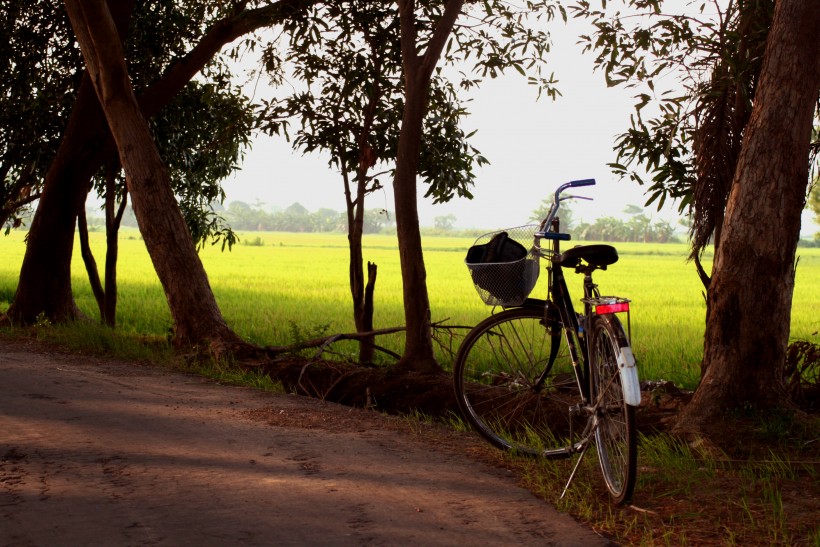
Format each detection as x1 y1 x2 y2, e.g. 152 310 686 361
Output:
1 229 818 388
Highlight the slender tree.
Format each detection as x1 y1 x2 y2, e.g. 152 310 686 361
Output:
391 0 465 372
267 2 486 363
391 0 563 371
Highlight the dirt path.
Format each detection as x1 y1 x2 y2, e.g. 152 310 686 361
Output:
0 340 608 546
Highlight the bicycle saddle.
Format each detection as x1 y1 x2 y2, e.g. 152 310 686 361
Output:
555 244 618 269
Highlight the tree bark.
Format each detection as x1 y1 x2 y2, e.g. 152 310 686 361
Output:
63 0 245 349
675 0 820 434
392 0 464 373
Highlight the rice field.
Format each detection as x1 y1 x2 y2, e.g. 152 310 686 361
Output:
1 229 818 389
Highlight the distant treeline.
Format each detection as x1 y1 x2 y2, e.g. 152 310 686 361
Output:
82 200 820 246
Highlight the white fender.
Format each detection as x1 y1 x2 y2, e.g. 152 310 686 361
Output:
616 346 641 406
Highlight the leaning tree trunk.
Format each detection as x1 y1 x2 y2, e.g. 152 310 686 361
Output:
675 0 820 434
64 0 245 350
5 76 102 323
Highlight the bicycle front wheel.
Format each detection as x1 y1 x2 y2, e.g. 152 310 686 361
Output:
454 305 585 457
589 314 637 504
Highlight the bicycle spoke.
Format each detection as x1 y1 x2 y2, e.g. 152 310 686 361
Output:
589 315 637 504
455 307 585 457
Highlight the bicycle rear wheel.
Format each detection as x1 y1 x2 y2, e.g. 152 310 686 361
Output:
454 305 585 457
589 314 637 504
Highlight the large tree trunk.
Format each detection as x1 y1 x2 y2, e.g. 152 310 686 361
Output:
63 0 245 349
675 0 820 434
4 0 312 327
3 0 132 325
5 79 101 323
392 0 464 373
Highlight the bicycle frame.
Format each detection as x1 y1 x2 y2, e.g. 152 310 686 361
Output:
534 218 595 404
531 180 640 414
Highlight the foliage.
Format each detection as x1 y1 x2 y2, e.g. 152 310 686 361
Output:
571 0 796 259
110 1 260 249
433 214 457 231
810 173 820 232
219 201 395 233
87 200 397 235
785 339 820 411
530 199 577 231
574 214 677 243
149 82 254 250
0 0 261 246
0 0 80 232
529 200 678 241
254 0 566 209
257 2 485 208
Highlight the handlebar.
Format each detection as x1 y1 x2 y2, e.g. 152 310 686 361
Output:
536 179 596 235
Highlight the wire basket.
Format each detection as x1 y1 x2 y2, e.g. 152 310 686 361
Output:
465 225 540 307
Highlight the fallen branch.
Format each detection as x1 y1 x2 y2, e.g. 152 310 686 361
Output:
265 325 407 356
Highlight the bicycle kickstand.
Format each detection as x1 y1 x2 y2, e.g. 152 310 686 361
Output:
560 439 592 499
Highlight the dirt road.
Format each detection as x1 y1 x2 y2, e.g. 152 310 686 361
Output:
1 339 608 546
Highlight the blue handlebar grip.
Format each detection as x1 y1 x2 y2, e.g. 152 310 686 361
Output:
569 178 596 187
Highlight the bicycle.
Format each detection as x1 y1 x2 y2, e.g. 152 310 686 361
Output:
454 179 640 504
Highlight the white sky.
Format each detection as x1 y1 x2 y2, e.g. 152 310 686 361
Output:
223 11 820 237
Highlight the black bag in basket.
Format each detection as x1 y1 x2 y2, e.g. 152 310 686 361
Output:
466 231 529 303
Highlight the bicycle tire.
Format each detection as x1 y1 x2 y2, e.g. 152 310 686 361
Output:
588 314 637 504
454 305 585 457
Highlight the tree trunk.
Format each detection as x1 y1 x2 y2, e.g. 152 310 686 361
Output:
77 209 106 316
346 177 370 359
392 0 464 373
76 160 125 327
103 165 128 328
359 261 378 364
392 82 437 371
63 0 245 350
675 0 820 434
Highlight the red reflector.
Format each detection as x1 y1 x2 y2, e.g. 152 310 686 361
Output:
596 302 629 314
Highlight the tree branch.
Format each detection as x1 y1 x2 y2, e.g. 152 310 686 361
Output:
138 0 318 118
265 325 407 355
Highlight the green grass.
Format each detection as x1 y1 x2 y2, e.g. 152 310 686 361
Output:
1 228 818 389
504 424 820 545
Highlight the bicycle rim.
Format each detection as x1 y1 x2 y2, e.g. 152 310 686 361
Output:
454 306 585 457
589 315 637 504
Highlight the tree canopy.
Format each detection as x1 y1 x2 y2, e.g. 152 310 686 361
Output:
572 0 786 259
0 0 80 231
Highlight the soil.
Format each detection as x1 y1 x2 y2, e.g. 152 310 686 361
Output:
0 338 610 546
